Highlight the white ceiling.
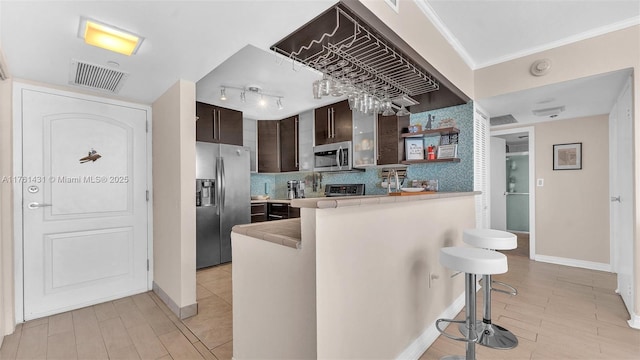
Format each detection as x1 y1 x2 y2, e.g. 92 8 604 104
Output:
1 1 638 122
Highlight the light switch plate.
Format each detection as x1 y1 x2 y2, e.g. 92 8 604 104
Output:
537 178 544 187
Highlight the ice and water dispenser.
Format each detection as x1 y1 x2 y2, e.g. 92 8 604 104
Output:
196 179 215 207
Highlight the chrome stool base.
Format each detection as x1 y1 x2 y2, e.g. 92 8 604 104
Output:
477 323 518 349
458 321 518 349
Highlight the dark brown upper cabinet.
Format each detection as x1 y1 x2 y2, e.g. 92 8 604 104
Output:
196 101 243 146
377 114 409 165
279 115 299 172
314 100 352 146
257 115 299 173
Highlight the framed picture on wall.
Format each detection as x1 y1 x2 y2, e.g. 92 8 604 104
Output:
553 142 582 170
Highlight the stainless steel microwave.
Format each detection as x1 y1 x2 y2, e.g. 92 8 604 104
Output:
313 141 352 172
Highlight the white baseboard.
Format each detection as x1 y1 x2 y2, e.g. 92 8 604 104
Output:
395 291 466 360
535 255 611 272
628 312 640 329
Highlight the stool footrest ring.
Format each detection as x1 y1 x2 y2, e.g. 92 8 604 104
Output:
491 280 518 296
436 318 478 343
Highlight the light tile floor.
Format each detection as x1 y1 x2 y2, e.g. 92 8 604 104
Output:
0 263 233 360
2 256 640 359
419 253 640 359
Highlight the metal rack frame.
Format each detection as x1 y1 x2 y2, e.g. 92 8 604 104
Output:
272 6 439 102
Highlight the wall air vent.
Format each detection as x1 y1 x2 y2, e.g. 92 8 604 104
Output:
69 59 129 93
490 114 517 126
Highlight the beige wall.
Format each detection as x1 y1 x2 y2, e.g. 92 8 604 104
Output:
0 76 13 345
151 80 197 312
536 116 610 263
315 196 475 358
476 25 640 319
359 0 474 98
502 116 610 263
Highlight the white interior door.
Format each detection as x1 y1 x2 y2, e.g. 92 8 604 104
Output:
490 137 507 230
21 88 149 320
609 77 634 316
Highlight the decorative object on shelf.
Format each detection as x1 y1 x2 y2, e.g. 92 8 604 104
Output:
426 114 434 130
271 5 439 116
427 145 436 160
405 138 425 160
219 85 285 110
553 142 582 170
409 124 423 133
437 118 457 128
437 144 458 159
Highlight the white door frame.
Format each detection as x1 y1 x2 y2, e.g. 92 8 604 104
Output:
12 82 154 322
490 126 536 259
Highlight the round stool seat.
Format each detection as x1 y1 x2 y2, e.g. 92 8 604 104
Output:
440 247 507 275
463 229 517 250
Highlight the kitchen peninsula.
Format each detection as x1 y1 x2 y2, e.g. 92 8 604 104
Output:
231 192 478 359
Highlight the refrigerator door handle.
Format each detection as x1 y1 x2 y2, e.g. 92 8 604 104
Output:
220 157 226 213
215 157 221 215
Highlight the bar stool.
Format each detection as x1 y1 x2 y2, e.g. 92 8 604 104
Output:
436 247 508 360
461 229 518 350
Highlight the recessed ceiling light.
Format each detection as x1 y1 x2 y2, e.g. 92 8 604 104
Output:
78 17 144 56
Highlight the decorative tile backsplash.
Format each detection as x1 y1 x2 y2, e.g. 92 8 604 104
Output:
251 101 475 198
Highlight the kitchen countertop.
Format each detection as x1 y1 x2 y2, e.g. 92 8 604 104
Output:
239 192 479 249
290 191 480 209
232 218 301 249
251 199 293 204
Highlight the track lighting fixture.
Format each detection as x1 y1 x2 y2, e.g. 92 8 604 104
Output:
218 85 284 110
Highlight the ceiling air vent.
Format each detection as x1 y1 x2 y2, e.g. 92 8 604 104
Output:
490 114 517 126
69 60 129 93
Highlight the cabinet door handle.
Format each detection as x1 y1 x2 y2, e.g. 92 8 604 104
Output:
327 109 331 140
277 122 281 171
331 108 336 138
295 117 299 168
211 109 218 140
217 110 221 141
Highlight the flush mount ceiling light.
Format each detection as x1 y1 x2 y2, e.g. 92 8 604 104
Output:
532 105 565 117
78 17 144 56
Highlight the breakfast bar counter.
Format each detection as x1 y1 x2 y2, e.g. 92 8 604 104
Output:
231 192 479 359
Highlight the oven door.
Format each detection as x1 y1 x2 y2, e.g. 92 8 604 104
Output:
313 141 352 171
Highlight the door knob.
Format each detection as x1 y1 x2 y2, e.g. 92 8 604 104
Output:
611 196 621 202
27 202 52 210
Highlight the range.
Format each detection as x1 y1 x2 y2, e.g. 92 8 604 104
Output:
324 184 365 197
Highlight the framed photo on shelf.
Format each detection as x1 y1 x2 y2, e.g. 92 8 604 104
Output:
437 144 458 159
405 138 424 160
553 142 582 170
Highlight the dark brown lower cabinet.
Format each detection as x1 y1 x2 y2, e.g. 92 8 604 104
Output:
267 202 300 221
251 203 267 223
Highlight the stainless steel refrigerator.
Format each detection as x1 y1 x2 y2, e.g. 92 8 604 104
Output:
196 142 250 269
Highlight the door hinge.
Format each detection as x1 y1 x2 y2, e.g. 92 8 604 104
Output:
147 259 150 271
146 121 149 133
146 190 150 201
